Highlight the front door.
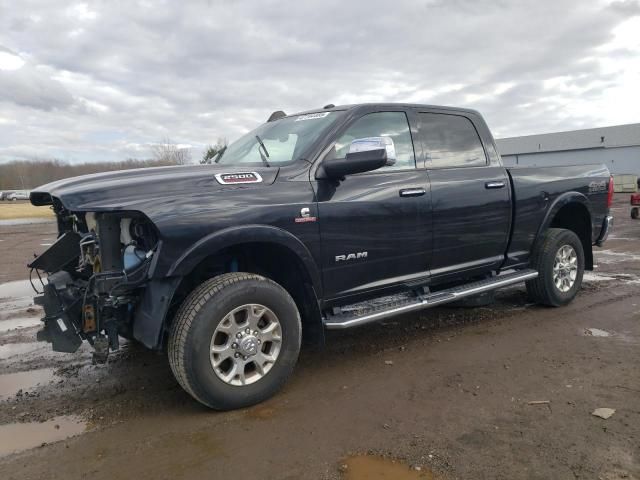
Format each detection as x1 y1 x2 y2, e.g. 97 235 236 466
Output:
315 110 431 300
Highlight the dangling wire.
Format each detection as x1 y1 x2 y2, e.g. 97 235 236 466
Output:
29 268 46 294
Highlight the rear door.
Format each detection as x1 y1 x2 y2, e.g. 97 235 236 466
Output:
417 111 511 280
315 110 432 300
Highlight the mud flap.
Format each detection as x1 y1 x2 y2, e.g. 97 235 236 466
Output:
133 276 181 349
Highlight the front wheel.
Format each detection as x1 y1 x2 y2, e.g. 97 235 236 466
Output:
526 228 585 307
168 273 301 410
631 207 639 220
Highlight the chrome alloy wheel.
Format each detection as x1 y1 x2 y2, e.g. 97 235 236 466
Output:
210 304 282 386
553 244 578 293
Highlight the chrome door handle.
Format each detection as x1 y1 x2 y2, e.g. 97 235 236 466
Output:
485 181 505 189
399 188 426 197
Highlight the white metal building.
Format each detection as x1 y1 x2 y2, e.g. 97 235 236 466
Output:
496 123 640 175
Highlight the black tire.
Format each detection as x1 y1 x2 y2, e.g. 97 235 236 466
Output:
526 228 585 307
168 272 301 410
631 207 639 220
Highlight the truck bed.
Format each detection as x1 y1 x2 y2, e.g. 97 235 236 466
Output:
505 163 611 268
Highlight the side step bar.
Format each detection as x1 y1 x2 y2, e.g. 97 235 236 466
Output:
323 269 538 330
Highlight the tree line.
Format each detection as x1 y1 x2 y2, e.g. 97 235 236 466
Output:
0 158 180 190
0 138 228 190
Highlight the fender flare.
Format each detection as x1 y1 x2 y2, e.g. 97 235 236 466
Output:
167 224 323 296
533 191 594 269
536 191 592 240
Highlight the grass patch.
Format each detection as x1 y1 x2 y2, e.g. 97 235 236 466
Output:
0 201 54 220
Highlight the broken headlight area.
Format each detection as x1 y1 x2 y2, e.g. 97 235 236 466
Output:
29 209 159 364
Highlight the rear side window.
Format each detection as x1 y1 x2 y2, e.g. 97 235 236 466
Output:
419 113 487 168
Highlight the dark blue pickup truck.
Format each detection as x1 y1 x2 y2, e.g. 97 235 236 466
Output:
29 103 613 409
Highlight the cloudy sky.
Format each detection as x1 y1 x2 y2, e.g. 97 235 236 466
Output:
0 0 639 163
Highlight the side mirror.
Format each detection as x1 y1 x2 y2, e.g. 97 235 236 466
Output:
349 137 397 166
317 137 396 179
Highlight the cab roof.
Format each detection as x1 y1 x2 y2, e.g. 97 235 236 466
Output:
288 103 481 117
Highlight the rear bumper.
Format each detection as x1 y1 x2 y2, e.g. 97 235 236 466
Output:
595 215 613 247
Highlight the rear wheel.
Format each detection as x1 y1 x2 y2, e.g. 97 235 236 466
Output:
631 207 639 219
168 273 301 410
526 228 584 307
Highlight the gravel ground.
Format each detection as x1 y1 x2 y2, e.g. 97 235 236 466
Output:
0 197 638 479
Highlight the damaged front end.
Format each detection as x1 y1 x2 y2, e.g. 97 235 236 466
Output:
30 202 158 364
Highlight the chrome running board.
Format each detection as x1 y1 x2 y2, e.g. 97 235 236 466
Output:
323 269 538 330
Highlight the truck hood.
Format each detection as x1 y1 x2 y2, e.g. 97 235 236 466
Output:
30 164 280 212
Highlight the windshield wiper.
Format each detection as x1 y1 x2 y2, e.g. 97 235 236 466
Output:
213 145 228 163
255 135 270 167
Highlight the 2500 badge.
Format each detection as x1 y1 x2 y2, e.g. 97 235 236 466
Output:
215 172 263 185
589 180 607 193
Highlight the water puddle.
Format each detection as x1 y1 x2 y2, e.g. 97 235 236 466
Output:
596 250 640 264
583 272 617 283
0 368 55 399
0 415 86 457
0 280 38 317
0 297 36 314
0 317 41 333
583 272 640 285
0 342 43 360
585 328 611 337
0 280 37 299
340 455 440 479
0 218 54 226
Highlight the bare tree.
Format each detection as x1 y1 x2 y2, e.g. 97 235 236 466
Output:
151 138 192 165
201 138 228 164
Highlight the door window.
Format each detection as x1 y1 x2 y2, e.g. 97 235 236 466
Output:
333 112 416 171
419 113 487 168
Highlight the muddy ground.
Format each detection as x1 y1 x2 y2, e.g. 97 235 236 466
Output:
0 198 638 479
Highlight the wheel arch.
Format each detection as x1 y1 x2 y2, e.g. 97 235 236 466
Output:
537 193 593 270
166 225 324 347
168 225 321 290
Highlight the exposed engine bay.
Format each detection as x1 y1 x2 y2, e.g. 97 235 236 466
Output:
30 200 158 363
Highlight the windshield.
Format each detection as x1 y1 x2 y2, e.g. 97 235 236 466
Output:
216 111 341 166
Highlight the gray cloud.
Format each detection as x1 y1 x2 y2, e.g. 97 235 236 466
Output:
0 62 74 111
0 0 638 162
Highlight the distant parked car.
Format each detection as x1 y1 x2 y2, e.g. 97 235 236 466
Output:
6 190 30 201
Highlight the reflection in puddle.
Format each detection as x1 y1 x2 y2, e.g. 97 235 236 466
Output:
0 416 86 457
341 455 440 480
0 368 55 399
0 317 41 333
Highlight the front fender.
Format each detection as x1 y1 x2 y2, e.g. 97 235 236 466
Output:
166 224 323 296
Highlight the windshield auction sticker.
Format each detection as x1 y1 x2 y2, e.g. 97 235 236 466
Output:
295 112 330 121
214 172 263 185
